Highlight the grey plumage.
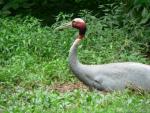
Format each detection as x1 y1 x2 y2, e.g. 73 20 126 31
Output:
69 38 150 91
55 18 150 91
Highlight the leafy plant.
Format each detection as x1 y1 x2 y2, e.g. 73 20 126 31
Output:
0 6 150 112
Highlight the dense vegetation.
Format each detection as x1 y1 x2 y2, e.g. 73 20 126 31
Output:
0 0 150 112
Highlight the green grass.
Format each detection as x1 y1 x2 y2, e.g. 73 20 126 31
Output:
0 14 150 112
0 87 150 113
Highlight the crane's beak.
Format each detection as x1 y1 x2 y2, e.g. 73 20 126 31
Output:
54 22 72 31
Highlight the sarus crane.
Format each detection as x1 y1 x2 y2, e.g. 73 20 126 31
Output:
56 18 150 91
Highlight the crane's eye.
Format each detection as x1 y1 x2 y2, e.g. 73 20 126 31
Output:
72 21 77 27
72 21 75 24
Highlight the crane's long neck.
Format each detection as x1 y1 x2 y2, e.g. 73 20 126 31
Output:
69 35 94 87
69 37 81 67
69 36 84 77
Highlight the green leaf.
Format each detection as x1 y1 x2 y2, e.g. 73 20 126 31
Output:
0 10 11 16
142 7 148 18
140 13 150 24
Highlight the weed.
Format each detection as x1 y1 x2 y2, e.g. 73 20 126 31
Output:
0 11 150 112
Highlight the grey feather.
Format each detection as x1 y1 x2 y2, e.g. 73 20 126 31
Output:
69 38 150 91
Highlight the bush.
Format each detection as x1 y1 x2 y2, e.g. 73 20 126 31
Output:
1 11 149 84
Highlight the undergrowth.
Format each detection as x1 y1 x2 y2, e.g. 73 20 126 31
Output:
0 11 150 112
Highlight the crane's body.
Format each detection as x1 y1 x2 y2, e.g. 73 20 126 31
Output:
58 18 150 91
69 38 150 91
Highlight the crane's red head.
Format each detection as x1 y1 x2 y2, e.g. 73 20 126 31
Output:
55 18 86 39
72 18 86 37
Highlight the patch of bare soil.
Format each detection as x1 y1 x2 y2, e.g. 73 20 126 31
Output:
49 82 88 93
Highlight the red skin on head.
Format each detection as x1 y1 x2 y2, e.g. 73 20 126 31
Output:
72 21 86 39
72 21 86 30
